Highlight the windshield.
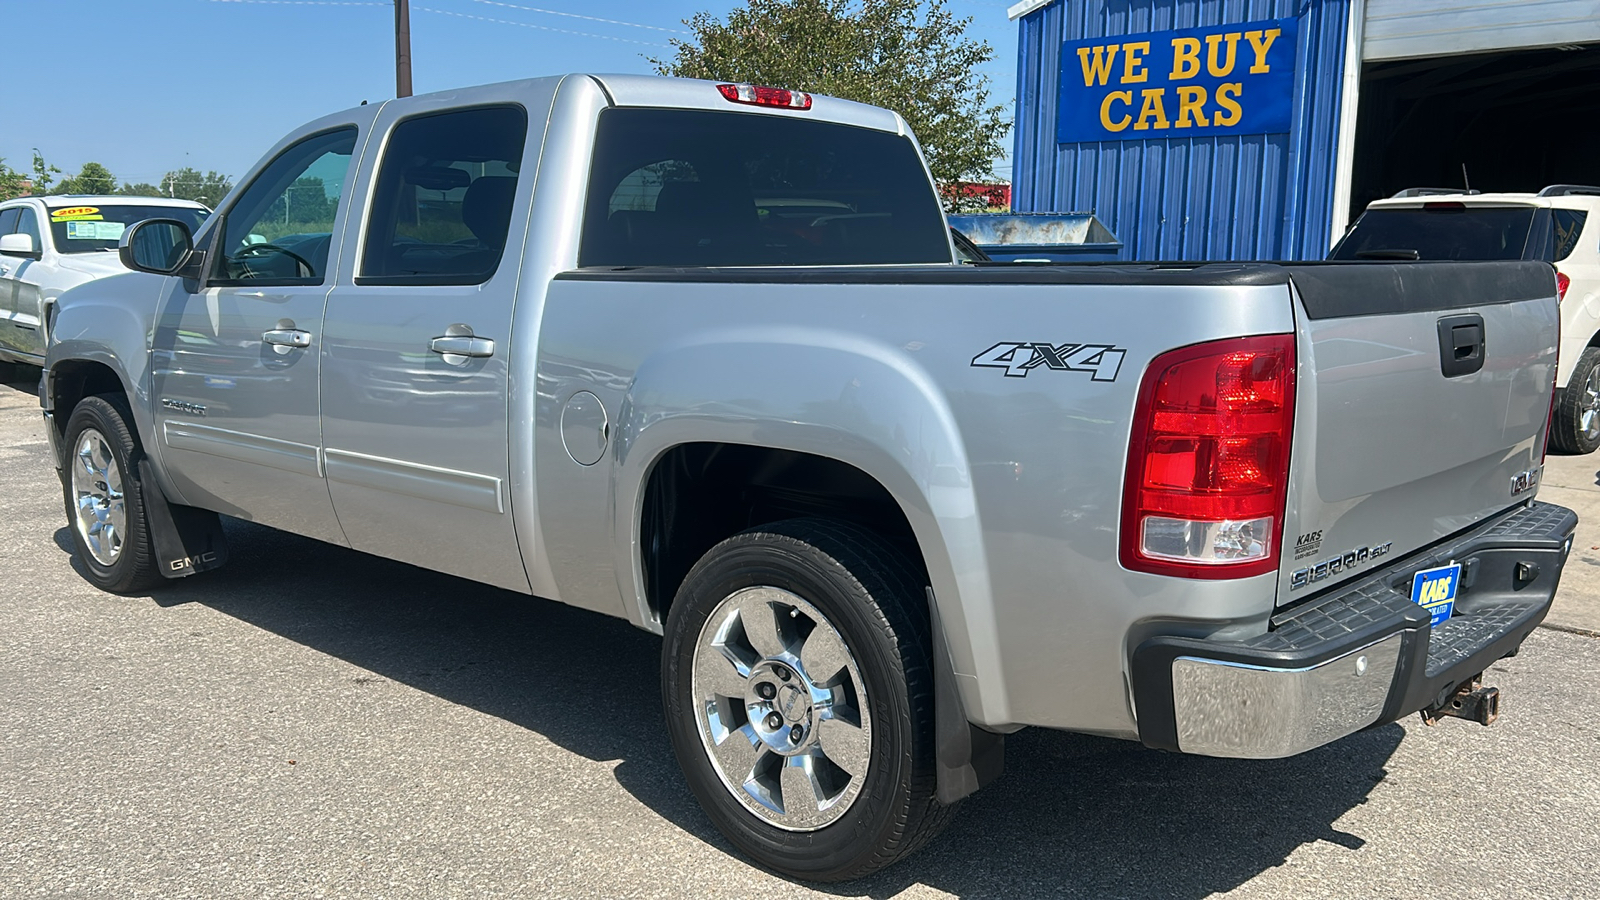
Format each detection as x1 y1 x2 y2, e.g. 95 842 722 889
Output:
48 204 210 254
1329 206 1536 261
579 108 951 267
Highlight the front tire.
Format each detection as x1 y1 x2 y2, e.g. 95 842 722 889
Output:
61 395 162 593
661 518 951 882
1552 347 1600 455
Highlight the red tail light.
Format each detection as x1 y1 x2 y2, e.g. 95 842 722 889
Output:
1557 271 1571 302
716 83 813 110
1121 334 1297 579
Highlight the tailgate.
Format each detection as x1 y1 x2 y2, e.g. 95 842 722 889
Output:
1277 261 1559 602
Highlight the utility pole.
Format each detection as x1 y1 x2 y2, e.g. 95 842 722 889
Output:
395 0 413 98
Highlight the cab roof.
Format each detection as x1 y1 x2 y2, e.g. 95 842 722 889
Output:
34 194 209 209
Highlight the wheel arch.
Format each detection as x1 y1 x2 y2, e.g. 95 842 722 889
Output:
44 273 167 484
609 331 1011 730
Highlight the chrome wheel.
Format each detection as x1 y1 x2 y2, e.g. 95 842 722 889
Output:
72 428 126 566
1581 365 1600 443
691 586 872 831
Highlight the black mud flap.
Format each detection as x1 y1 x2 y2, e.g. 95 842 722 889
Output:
929 589 1004 805
137 460 228 578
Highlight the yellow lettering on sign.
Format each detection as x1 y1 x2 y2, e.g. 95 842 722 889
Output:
1078 44 1120 87
1169 37 1201 79
1122 41 1151 83
1174 85 1209 127
1133 88 1170 130
1214 82 1243 126
1100 90 1134 131
1246 28 1281 74
1206 32 1241 77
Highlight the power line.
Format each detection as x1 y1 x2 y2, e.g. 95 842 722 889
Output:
413 6 670 47
464 0 686 34
207 0 386 6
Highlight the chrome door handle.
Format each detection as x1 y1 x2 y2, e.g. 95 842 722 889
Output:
429 335 495 359
262 328 312 349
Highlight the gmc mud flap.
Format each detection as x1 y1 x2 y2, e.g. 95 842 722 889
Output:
137 460 228 578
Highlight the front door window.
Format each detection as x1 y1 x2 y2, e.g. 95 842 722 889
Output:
213 128 357 286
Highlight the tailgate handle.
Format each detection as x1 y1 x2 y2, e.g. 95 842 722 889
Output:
1437 314 1485 378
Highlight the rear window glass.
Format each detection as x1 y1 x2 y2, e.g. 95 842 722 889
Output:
1552 209 1588 262
579 108 950 267
1330 207 1536 261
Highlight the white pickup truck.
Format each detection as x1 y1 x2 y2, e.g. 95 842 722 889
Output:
42 74 1576 880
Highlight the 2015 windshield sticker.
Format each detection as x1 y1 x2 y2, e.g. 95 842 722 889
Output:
50 206 101 221
971 341 1127 381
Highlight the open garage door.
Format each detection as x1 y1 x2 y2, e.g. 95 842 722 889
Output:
1347 44 1600 220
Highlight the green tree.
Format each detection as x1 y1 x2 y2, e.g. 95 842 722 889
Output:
652 0 1010 211
0 159 27 201
30 149 60 196
55 161 118 195
118 182 166 197
160 167 233 207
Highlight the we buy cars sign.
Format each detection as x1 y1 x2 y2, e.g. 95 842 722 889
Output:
1056 17 1299 143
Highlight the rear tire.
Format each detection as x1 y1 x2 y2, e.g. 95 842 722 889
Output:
661 518 952 882
60 395 163 594
1551 347 1600 455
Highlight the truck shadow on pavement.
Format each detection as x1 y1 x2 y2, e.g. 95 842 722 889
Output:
52 516 1404 899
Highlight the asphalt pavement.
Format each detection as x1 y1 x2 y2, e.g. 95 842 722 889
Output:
3 373 1599 899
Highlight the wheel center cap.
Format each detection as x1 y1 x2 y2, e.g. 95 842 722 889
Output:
777 682 808 721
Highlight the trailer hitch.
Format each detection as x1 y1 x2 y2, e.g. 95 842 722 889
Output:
1420 673 1500 727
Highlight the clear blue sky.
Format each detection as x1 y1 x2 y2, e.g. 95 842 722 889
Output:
2 0 1018 189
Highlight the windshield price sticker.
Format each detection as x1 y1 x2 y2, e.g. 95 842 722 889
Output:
1057 17 1299 143
65 221 126 241
1410 563 1462 627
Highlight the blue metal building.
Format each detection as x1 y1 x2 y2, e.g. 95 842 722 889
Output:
1007 0 1600 261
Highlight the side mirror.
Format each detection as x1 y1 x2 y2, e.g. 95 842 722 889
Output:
0 232 40 260
119 218 195 276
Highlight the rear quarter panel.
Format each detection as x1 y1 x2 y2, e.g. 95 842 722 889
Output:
537 275 1296 734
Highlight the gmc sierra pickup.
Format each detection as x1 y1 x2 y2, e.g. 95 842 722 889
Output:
41 74 1575 881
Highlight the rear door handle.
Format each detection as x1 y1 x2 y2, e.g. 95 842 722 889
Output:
262 328 312 349
429 335 495 360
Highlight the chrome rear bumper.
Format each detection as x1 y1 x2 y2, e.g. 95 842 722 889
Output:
1132 501 1576 759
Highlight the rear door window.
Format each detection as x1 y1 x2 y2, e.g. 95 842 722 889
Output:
358 104 528 286
1330 206 1537 261
1552 209 1588 262
579 108 951 267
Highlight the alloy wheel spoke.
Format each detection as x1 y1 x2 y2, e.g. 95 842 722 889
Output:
738 600 791 660
800 623 849 686
780 754 825 815
710 722 763 780
696 641 751 700
815 714 870 778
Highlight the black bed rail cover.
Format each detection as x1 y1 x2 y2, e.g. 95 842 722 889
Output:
1285 260 1556 320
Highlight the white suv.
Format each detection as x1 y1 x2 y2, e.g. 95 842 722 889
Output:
0 195 209 374
1331 186 1600 453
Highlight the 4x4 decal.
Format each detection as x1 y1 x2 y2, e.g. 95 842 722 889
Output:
971 341 1127 381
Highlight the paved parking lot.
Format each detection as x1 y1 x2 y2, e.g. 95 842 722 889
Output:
3 373 1599 899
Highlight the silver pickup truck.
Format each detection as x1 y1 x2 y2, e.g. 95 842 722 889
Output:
42 74 1577 881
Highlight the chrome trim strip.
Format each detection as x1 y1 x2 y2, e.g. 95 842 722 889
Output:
162 420 322 478
1171 632 1404 759
324 447 505 514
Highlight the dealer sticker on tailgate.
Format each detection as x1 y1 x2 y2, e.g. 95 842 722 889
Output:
1411 563 1462 627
